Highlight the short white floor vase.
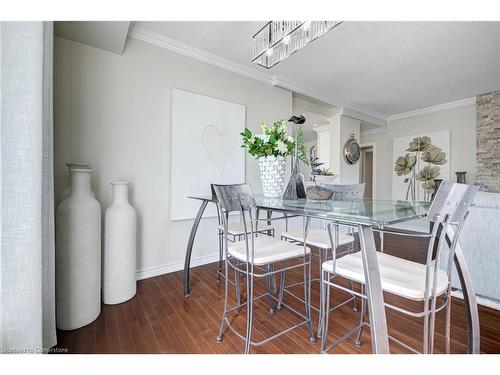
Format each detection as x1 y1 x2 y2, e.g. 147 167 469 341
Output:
259 156 287 198
56 167 101 330
103 182 137 305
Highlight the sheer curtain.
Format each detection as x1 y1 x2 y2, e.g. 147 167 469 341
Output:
0 22 56 352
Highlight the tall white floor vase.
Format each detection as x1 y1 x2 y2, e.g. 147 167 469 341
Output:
56 167 101 330
60 162 95 203
103 182 137 305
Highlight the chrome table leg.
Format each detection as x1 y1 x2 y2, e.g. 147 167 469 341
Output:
358 225 390 354
183 200 208 297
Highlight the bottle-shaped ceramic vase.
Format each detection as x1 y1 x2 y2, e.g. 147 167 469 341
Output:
60 162 95 203
103 182 137 304
56 167 101 330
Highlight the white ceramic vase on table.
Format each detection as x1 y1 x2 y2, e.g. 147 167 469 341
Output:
103 182 137 305
258 155 286 198
56 166 101 330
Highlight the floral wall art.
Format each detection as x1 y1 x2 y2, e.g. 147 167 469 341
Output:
392 130 450 201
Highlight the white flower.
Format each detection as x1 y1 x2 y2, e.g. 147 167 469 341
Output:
287 136 295 143
256 134 270 143
275 140 288 154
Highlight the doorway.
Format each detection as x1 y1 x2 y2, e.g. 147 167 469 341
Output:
360 145 375 198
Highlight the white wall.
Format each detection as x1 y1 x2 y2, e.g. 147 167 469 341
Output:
315 127 331 169
361 104 476 200
329 114 361 184
292 95 338 118
54 36 292 278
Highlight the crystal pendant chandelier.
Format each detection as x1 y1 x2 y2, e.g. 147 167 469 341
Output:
252 21 342 69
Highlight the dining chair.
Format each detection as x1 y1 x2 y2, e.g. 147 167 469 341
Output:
213 183 314 353
320 182 479 354
279 183 365 335
212 184 275 284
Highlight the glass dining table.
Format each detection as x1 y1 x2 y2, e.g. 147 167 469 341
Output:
183 195 480 354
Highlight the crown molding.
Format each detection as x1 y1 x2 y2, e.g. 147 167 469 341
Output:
387 97 476 121
128 26 476 127
128 25 389 124
360 126 387 135
272 76 388 122
313 124 331 133
128 26 274 85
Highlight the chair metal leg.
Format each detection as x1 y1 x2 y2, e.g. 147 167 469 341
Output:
235 260 241 305
350 279 358 312
317 248 325 338
304 253 315 342
354 284 366 347
276 265 286 311
216 256 229 342
270 263 277 294
321 274 331 352
337 225 358 314
445 284 452 354
244 267 254 354
216 232 223 283
429 296 439 354
266 264 275 314
423 299 430 354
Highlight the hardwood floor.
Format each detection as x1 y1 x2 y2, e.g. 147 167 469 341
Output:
56 235 500 354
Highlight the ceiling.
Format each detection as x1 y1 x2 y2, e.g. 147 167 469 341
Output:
133 21 500 117
55 21 130 55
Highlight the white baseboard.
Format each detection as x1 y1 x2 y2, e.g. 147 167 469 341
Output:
452 290 500 311
136 252 219 281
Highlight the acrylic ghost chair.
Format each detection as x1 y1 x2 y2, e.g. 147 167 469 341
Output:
320 181 478 354
213 183 315 353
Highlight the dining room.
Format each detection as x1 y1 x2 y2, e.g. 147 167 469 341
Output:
2 2 500 368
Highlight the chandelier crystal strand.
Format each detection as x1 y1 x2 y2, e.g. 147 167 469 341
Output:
252 21 341 69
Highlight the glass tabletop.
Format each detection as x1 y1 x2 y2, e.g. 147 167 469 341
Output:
188 195 431 227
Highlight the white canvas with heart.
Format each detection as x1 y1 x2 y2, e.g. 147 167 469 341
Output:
201 125 237 176
171 89 245 220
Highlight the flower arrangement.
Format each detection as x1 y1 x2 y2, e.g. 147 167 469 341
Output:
394 136 447 201
240 119 308 164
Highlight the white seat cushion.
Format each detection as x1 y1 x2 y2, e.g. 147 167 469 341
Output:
322 252 448 301
218 222 274 236
281 228 354 249
228 237 310 266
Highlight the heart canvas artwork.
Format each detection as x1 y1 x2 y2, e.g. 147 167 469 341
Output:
170 89 245 220
201 125 238 176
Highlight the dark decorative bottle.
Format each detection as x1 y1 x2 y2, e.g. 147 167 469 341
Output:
455 171 467 184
